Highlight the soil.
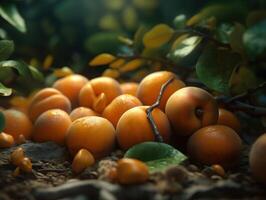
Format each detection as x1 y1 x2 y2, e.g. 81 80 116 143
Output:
0 141 266 200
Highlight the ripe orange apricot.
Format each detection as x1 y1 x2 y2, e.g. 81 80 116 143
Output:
102 94 142 127
249 134 266 184
217 108 241 133
79 82 96 108
165 87 218 136
90 77 122 104
116 158 149 184
66 116 116 158
70 107 98 121
0 132 14 148
28 88 71 122
121 82 139 96
33 109 72 145
137 71 185 110
10 147 25 166
72 148 95 174
53 74 88 106
187 125 242 168
116 106 171 150
3 109 33 140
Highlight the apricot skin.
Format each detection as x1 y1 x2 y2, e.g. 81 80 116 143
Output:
66 116 116 159
217 108 241 133
3 109 33 140
90 77 122 104
249 134 266 184
116 106 171 150
53 74 88 106
102 94 142 127
137 71 185 110
187 125 242 168
28 88 71 122
121 82 139 96
165 87 218 136
117 158 149 184
69 107 98 121
78 83 96 108
33 109 72 145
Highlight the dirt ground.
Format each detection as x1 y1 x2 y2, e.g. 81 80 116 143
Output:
0 141 266 200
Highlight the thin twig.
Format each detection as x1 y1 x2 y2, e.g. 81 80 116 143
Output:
146 77 175 142
228 101 266 116
227 81 266 103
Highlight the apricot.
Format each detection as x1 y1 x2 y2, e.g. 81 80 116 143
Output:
70 107 98 121
79 82 96 108
90 77 122 104
0 132 14 148
72 148 95 174
249 134 266 184
217 108 241 133
121 82 139 96
10 147 25 166
102 94 142 127
92 93 107 113
28 88 71 122
137 71 185 110
19 157 32 173
116 106 171 150
165 87 218 136
116 158 149 184
66 116 116 158
53 74 88 106
3 109 33 140
187 125 242 168
33 109 72 145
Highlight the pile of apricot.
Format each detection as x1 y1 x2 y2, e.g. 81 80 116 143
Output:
1 70 263 184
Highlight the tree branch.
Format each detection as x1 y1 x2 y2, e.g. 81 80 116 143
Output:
146 77 175 142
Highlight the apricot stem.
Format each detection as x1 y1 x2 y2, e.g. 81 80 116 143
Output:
146 77 175 142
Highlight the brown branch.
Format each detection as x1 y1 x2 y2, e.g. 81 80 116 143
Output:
146 77 175 143
227 81 266 103
227 101 266 116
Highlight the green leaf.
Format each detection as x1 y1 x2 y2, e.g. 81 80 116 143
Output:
124 142 187 173
0 82 12 96
196 43 241 94
173 14 186 29
85 32 122 54
0 60 31 78
0 111 5 132
29 66 44 81
169 36 202 62
229 65 258 95
0 40 14 61
243 20 266 59
0 4 26 33
229 23 246 56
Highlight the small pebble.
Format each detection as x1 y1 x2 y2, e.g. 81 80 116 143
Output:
211 175 222 181
187 164 199 172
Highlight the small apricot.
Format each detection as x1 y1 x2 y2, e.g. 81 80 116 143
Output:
28 88 71 122
33 109 72 145
0 132 14 148
217 108 241 133
116 106 171 150
10 147 25 166
16 134 26 144
137 71 185 110
19 157 32 173
165 87 218 136
93 93 107 113
211 164 226 177
72 148 95 174
116 158 149 184
187 125 242 168
249 134 266 184
90 77 122 104
70 107 98 121
66 116 116 158
3 109 33 140
121 82 139 96
79 83 96 108
53 74 88 106
102 94 142 127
